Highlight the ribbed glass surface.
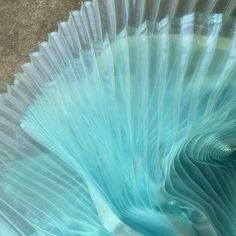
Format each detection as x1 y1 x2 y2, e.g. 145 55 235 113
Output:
0 0 236 235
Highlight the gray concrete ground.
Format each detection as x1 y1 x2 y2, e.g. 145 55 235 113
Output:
0 0 82 92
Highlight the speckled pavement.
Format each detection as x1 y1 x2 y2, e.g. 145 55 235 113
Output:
0 0 82 92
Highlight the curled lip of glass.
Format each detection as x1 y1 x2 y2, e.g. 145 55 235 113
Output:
0 0 236 235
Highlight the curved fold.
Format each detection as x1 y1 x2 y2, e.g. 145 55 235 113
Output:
0 0 236 235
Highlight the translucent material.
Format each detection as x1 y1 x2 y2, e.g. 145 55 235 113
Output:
0 0 236 235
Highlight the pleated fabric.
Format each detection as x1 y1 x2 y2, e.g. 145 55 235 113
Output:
0 0 236 235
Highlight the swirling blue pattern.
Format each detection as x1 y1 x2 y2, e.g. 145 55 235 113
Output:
0 0 236 235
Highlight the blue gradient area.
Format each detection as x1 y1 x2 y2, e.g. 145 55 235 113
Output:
0 1 236 235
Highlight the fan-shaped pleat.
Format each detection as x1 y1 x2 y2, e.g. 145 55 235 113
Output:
0 0 236 235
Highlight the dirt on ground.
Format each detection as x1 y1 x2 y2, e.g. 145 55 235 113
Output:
0 0 82 92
